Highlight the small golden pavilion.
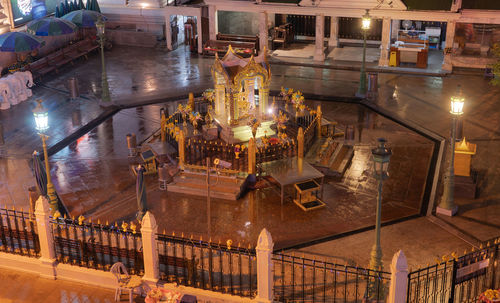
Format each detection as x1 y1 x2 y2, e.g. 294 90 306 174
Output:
211 46 275 143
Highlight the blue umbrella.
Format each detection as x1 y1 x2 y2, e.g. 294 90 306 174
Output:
32 151 47 197
136 165 148 221
27 17 77 36
0 32 45 52
61 9 106 28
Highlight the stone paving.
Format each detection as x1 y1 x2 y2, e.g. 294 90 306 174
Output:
0 46 499 278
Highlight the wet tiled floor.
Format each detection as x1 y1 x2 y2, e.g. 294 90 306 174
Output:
0 46 498 268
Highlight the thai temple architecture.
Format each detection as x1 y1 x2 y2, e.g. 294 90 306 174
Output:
211 46 274 142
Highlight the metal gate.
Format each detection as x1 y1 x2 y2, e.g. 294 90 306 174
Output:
407 241 499 303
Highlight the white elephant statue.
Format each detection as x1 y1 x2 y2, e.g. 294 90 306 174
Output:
16 71 34 98
5 73 27 104
0 79 11 110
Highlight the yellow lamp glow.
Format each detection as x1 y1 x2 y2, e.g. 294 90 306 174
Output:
33 99 48 132
362 9 371 30
96 16 105 37
450 86 464 116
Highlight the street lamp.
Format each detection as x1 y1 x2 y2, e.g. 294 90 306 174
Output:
96 16 111 104
356 9 371 98
368 138 391 299
33 100 58 214
437 85 464 216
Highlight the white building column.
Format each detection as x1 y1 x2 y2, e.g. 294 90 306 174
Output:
379 17 392 67
314 14 325 61
196 11 203 54
256 228 274 303
208 5 217 41
387 250 408 303
165 14 172 51
442 20 456 72
34 196 57 279
328 16 339 48
259 11 269 53
141 211 159 285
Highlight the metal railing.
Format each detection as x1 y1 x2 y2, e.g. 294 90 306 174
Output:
185 140 248 173
51 218 144 275
256 140 296 166
0 208 40 257
407 241 500 303
157 233 257 298
272 252 390 302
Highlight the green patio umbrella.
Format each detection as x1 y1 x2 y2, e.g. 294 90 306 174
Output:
0 32 45 52
136 165 148 221
61 9 106 28
27 17 77 36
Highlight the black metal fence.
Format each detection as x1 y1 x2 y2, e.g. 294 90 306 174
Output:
407 241 500 303
157 233 257 298
0 208 40 257
51 218 144 275
272 253 390 302
185 140 248 173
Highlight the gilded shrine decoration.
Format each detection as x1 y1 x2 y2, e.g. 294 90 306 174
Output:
210 46 273 143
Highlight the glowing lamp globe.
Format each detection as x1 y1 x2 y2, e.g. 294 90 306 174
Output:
371 138 391 179
362 10 371 30
450 85 464 116
33 100 48 132
96 17 105 36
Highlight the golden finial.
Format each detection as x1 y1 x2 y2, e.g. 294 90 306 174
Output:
471 247 475 252
105 220 109 226
435 258 440 265
238 242 241 248
480 244 483 249
12 205 15 210
162 229 166 235
227 239 233 250
78 215 85 225
190 234 193 240
451 252 458 261
53 211 61 220
63 213 67 219
89 218 92 224
172 231 175 236
121 222 128 232
72 215 75 221
209 237 212 243
200 236 203 241
20 207 23 212
181 232 184 238
130 222 137 234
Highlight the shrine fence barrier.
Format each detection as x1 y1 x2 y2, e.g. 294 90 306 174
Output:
255 139 296 167
0 208 40 257
272 252 390 302
156 233 257 298
407 241 500 303
50 217 144 275
185 139 248 173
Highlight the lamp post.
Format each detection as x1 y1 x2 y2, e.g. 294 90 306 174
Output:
33 100 58 214
356 9 371 98
96 17 111 104
437 85 464 216
368 138 391 300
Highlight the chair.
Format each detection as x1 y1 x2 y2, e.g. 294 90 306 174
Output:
110 262 144 302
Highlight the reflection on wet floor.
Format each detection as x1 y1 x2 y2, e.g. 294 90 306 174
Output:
51 101 434 250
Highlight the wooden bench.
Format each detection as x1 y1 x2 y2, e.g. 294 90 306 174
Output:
46 49 74 72
203 40 257 57
216 33 260 52
272 23 294 49
24 57 56 80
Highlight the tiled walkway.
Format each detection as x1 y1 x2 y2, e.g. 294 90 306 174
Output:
0 47 499 303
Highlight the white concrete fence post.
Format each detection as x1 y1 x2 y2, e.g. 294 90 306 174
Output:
141 211 160 286
34 196 57 279
387 250 409 303
256 228 274 303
